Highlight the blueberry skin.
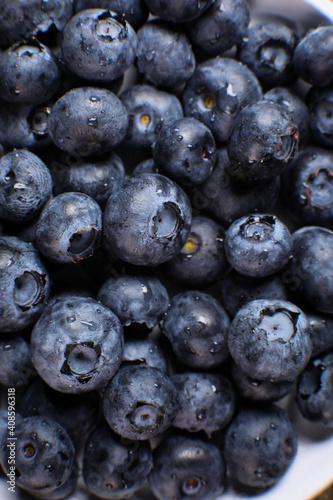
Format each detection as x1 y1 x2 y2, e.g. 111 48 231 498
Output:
103 173 192 266
0 415 75 491
83 424 153 499
224 405 297 489
31 297 124 393
220 270 288 318
61 9 137 82
148 433 226 500
0 236 51 333
281 147 333 227
288 226 333 314
22 463 78 500
227 100 298 180
171 372 235 437
163 291 230 369
185 0 250 56
98 275 169 330
51 151 125 209
264 87 309 145
0 149 52 223
228 299 313 382
153 117 217 188
137 20 195 88
225 214 292 278
132 158 159 176
143 0 214 22
48 87 128 157
188 148 280 227
120 85 183 151
123 338 168 374
164 215 229 288
306 312 333 358
297 352 333 427
237 21 298 89
75 0 149 31
183 57 262 143
229 360 295 402
0 336 36 387
18 377 100 441
0 0 74 48
293 26 333 87
103 364 179 440
35 192 102 264
306 85 333 149
0 39 60 105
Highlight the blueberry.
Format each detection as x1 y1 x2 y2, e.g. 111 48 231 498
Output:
61 9 138 82
0 336 36 387
103 173 192 266
163 290 230 369
0 149 53 223
287 226 333 314
120 84 183 151
224 404 297 489
103 364 179 440
153 117 217 188
48 87 128 157
35 192 102 264
0 236 51 333
306 311 333 358
123 338 168 374
293 26 333 87
171 371 236 437
23 463 78 500
143 0 214 23
97 274 169 331
0 415 75 491
137 20 195 88
281 147 333 227
75 0 149 31
132 158 159 176
306 85 333 149
227 100 298 179
148 433 226 500
228 299 313 382
164 215 229 288
297 352 333 427
185 0 250 56
18 377 100 441
31 297 124 393
83 424 153 499
183 57 262 143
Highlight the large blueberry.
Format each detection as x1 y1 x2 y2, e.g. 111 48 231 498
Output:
0 336 36 387
75 0 149 31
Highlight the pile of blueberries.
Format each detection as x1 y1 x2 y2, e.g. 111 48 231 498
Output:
0 0 333 499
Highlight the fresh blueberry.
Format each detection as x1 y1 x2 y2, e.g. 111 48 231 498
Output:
18 377 100 441
50 151 125 209
48 87 128 157
120 84 183 151
123 338 168 374
35 192 102 264
103 173 192 266
103 364 179 440
281 147 333 227
224 404 297 489
220 269 288 318
228 299 313 382
132 158 159 176
148 433 226 500
163 290 230 369
185 0 250 56
137 20 195 88
0 415 75 492
0 336 36 387
75 0 149 31
153 117 217 188
287 226 333 314
83 424 153 499
164 215 229 288
306 85 333 149
61 9 138 82
306 311 333 358
227 99 298 180
0 149 52 224
171 371 236 437
296 352 333 427
0 236 51 333
183 57 262 143
97 274 169 331
224 214 292 278
143 0 214 22
31 297 124 393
